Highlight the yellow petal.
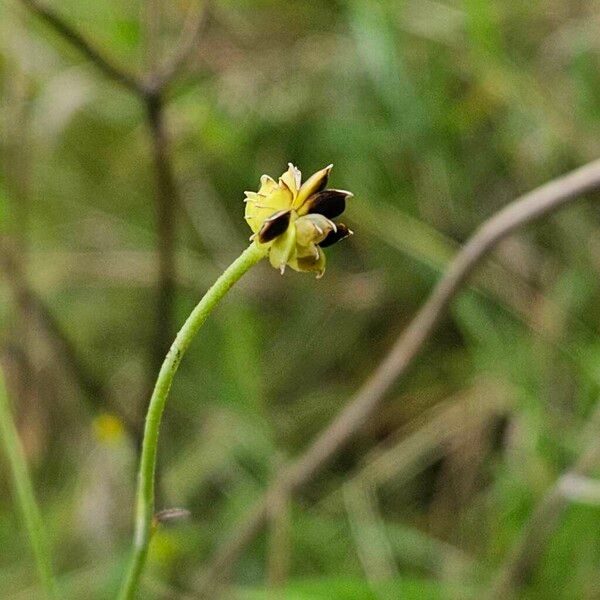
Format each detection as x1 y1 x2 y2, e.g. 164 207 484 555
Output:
294 214 336 246
258 174 277 195
294 164 332 210
269 226 296 273
244 185 294 234
288 245 326 278
280 163 301 197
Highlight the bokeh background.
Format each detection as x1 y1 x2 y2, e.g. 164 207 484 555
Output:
2 0 600 598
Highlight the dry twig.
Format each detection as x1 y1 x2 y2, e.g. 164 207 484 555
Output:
0 248 139 428
18 0 146 95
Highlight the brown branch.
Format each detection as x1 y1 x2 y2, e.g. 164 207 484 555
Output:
154 1 208 90
0 248 107 414
2 246 149 448
485 403 600 599
16 0 205 95
17 0 147 96
144 92 178 410
138 2 179 426
200 159 600 593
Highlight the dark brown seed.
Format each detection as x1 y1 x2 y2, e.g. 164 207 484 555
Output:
258 209 292 243
305 190 349 219
318 223 353 248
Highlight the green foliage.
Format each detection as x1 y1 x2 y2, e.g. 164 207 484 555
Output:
2 0 600 597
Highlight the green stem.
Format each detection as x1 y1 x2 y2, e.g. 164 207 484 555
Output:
118 243 266 599
0 367 59 599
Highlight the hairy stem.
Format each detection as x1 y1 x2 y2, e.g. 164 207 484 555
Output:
0 367 59 599
118 243 265 599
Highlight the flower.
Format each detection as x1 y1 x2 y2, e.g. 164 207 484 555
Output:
244 164 353 277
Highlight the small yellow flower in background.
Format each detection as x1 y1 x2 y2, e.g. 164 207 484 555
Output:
93 413 125 444
244 163 353 277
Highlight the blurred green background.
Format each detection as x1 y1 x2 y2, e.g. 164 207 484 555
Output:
2 0 600 598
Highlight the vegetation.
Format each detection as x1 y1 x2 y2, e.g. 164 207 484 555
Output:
2 1 600 598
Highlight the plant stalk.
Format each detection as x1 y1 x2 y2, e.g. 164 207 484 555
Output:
0 367 59 599
118 243 266 599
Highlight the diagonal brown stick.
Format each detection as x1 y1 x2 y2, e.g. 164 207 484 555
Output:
200 159 600 593
16 0 207 95
17 0 146 95
0 247 143 433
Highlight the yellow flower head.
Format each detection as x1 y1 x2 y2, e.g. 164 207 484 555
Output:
244 164 353 278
